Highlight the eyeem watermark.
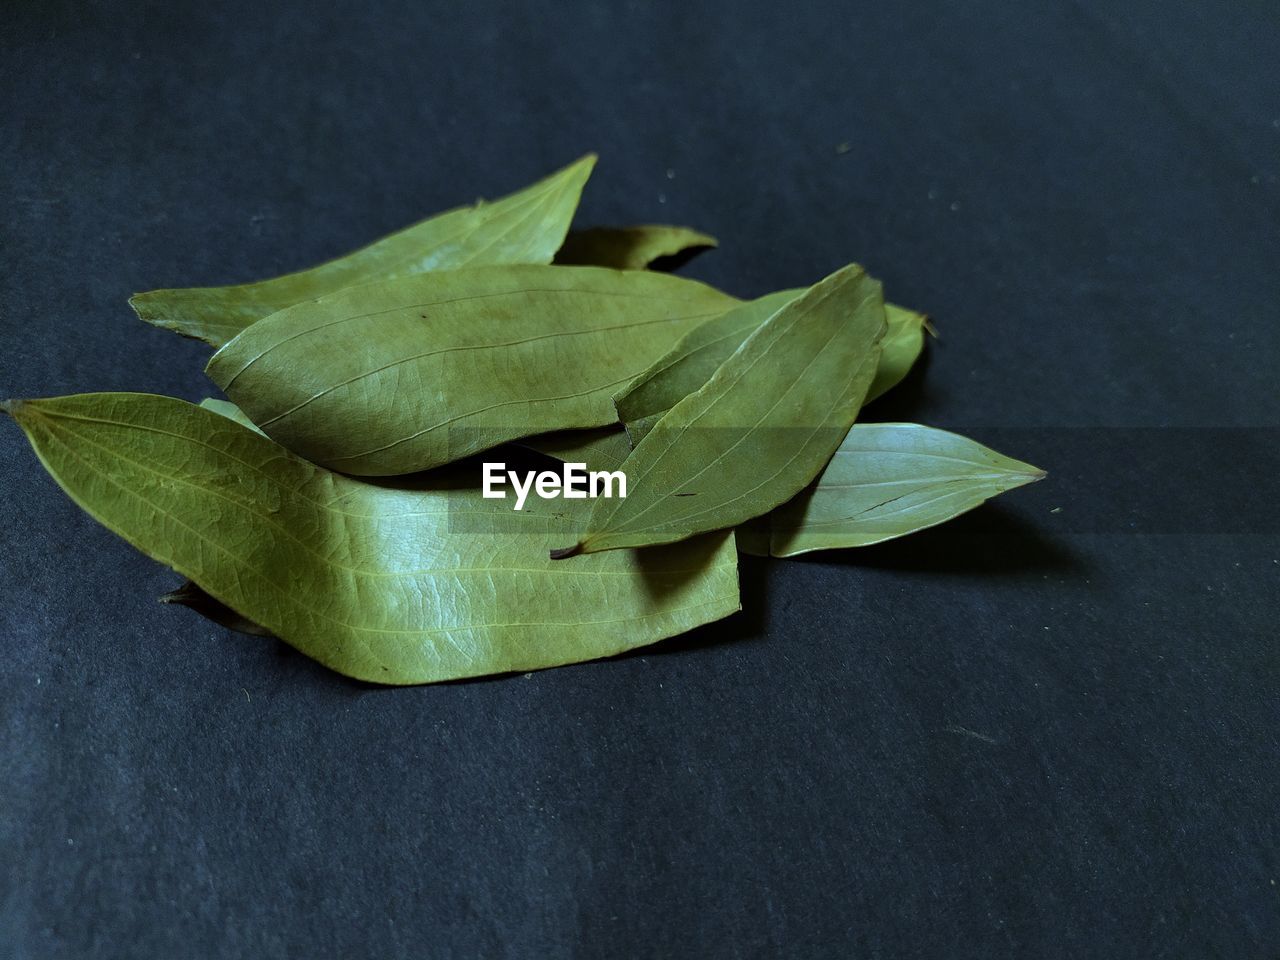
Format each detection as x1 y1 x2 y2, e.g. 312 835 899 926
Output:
482 462 627 511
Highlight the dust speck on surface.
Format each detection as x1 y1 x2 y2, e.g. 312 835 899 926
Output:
943 724 998 745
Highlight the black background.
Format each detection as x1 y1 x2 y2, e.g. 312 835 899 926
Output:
3 1 1278 957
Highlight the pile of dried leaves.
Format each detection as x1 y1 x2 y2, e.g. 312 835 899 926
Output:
4 155 1044 683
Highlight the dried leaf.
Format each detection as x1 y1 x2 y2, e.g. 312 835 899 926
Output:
616 291 927 445
206 265 739 475
868 305 931 402
3 393 740 684
555 263 886 556
130 155 597 346
747 423 1046 556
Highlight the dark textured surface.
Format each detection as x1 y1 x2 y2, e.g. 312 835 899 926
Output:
2 1 1278 956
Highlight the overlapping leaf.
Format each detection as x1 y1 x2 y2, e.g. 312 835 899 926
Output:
743 423 1045 556
615 291 929 445
2 393 740 683
867 305 932 401
8 148 1053 687
555 263 887 556
207 265 740 475
130 155 597 346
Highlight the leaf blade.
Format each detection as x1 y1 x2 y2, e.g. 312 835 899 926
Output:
615 290 927 446
761 423 1045 556
867 304 930 402
4 393 740 684
130 154 597 346
206 264 740 475
562 263 888 555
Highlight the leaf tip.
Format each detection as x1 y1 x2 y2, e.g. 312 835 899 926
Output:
1015 465 1048 485
127 291 154 321
549 543 583 560
0 399 25 419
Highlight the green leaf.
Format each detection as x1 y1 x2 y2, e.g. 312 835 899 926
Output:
555 224 717 270
554 263 887 556
3 393 740 684
867 305 931 403
616 290 928 446
206 264 739 475
130 154 597 347
749 423 1045 556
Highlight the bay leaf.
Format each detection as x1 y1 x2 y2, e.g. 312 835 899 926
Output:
207 264 740 475
868 305 932 402
2 393 740 684
555 224 717 270
553 263 887 556
130 154 597 347
616 291 928 446
749 423 1045 556
510 429 761 558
